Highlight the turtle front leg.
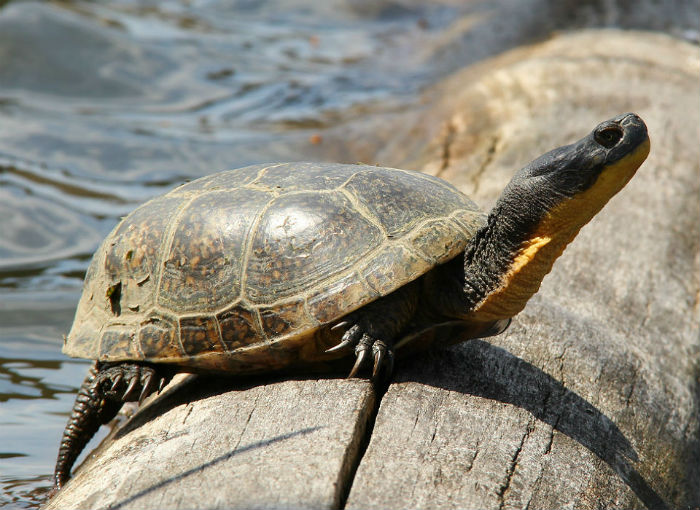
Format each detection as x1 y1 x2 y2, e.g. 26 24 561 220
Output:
327 281 419 382
54 361 173 489
328 323 395 380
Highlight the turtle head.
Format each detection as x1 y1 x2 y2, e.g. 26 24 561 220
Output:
463 113 650 322
506 112 649 224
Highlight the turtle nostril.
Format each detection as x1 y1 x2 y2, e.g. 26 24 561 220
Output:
594 124 624 149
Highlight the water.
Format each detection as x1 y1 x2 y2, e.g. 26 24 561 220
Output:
1 1 696 508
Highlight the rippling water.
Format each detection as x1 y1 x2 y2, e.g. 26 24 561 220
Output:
1 0 696 507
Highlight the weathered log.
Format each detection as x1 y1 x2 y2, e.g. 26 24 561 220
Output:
45 30 699 509
46 376 376 509
346 30 700 509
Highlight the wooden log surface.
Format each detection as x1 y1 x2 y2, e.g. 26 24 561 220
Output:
346 29 700 509
45 30 699 510
48 376 376 509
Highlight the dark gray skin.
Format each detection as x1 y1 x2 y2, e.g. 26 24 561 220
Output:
54 113 649 490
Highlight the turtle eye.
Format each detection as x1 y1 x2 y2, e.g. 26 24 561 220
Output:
594 124 623 149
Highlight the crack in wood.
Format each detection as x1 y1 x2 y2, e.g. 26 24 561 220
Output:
336 384 384 510
497 419 534 510
435 119 457 179
181 404 194 425
470 134 498 196
624 364 639 408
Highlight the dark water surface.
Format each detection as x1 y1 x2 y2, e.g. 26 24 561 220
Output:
1 1 696 508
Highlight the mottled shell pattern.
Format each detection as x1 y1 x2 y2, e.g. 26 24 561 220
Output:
64 163 485 373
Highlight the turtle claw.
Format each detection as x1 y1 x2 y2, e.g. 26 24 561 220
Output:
326 339 352 353
110 373 124 392
328 316 395 381
157 376 168 394
330 320 350 331
96 363 167 403
326 324 360 353
372 343 385 380
348 346 368 379
344 333 394 381
371 340 394 382
122 376 140 401
138 372 155 404
326 340 352 353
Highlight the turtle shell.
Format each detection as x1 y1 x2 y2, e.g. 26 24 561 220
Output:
64 163 485 373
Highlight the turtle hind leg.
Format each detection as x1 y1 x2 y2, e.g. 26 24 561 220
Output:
95 362 173 404
53 361 173 489
54 362 119 489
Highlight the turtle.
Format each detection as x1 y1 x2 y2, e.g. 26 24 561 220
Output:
54 113 649 489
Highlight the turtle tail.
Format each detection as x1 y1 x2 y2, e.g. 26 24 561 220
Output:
54 361 121 489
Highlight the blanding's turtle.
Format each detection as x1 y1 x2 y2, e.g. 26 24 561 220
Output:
54 113 650 488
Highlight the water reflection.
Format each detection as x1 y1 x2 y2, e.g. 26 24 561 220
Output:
0 325 89 509
1 475 54 510
0 357 70 402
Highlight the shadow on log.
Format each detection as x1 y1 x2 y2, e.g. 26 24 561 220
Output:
401 340 666 509
109 427 321 510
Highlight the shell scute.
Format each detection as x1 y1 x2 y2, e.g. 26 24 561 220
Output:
179 316 223 356
306 271 378 325
408 218 469 264
138 315 181 359
452 208 487 234
101 196 183 317
158 188 272 313
170 164 265 195
244 190 382 303
100 326 140 361
359 244 426 297
251 162 357 191
216 304 261 351
343 169 477 237
259 298 311 339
